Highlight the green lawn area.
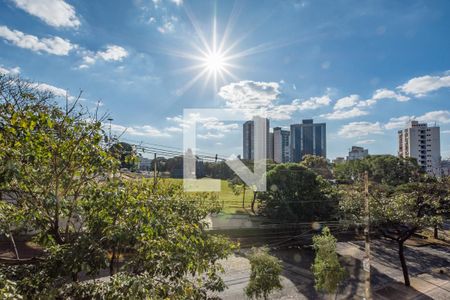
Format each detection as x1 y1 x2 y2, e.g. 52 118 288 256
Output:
157 177 255 214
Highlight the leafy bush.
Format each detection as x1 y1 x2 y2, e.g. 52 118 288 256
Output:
311 227 346 294
244 247 282 300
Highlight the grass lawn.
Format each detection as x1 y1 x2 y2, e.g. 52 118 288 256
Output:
156 177 255 214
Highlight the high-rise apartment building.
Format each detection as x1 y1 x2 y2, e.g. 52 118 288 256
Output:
290 119 326 162
398 120 441 176
273 127 290 163
243 117 270 160
268 131 274 161
243 120 253 160
347 146 369 161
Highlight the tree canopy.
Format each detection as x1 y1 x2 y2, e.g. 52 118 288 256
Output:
339 176 450 286
245 247 282 300
0 75 236 299
257 163 338 221
333 155 421 185
311 227 346 294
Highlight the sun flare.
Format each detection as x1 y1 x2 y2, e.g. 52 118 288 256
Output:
203 51 226 72
167 7 281 95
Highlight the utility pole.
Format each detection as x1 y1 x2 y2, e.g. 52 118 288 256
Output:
153 152 157 189
363 171 372 300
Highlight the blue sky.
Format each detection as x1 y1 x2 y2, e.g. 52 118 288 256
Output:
0 0 449 159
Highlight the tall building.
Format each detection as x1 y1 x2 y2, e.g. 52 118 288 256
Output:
347 146 369 161
242 117 270 160
243 121 253 160
290 119 326 162
268 131 274 161
398 120 441 176
273 127 290 163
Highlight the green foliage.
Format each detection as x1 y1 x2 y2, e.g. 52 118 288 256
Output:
258 163 338 221
333 155 420 185
245 247 282 300
204 161 235 180
0 76 236 299
0 273 23 300
339 178 450 230
339 176 450 286
0 76 119 245
300 155 332 179
109 142 138 170
311 227 346 294
57 270 233 300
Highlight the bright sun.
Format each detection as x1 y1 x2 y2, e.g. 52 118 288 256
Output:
169 10 276 95
203 52 226 72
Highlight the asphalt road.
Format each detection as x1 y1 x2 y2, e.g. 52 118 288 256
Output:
213 239 450 299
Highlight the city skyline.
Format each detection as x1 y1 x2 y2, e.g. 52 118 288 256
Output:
0 0 450 159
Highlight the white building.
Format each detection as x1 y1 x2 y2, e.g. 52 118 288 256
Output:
273 127 290 163
347 146 369 161
398 121 441 176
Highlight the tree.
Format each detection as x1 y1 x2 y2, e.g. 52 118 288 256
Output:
0 75 236 298
204 161 234 180
109 142 137 170
258 163 338 221
311 227 346 296
228 176 246 208
245 247 282 300
340 178 450 286
0 75 117 247
333 155 420 185
300 154 332 179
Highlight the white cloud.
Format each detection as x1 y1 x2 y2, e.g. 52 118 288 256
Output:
352 88 409 108
384 116 413 130
31 82 67 97
157 16 178 34
170 0 183 6
197 132 225 140
218 80 330 120
80 45 128 68
0 65 20 75
356 139 376 145
218 80 281 110
372 88 410 102
268 104 300 120
110 124 170 137
167 114 238 133
294 95 331 110
12 0 80 28
157 21 175 33
338 122 383 138
385 110 450 130
96 45 128 61
417 110 450 124
334 94 360 110
398 74 450 97
165 126 183 133
0 26 74 55
321 107 368 120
